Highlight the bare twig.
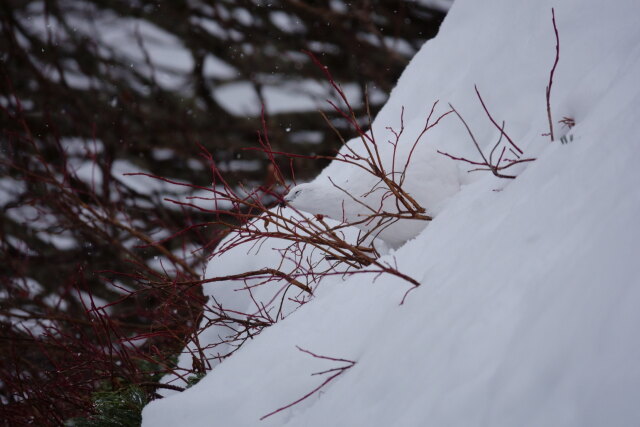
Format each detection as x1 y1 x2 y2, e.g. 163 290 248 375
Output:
260 346 356 420
546 8 560 142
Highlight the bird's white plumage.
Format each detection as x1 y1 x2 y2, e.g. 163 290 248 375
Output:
285 127 463 248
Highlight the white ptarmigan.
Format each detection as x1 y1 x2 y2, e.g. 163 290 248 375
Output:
284 122 463 248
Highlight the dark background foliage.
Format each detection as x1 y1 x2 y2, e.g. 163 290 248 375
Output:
0 1 447 424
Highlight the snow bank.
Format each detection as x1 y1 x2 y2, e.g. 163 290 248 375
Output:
155 207 390 393
143 0 640 425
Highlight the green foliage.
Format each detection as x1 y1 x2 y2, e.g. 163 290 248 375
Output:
66 387 148 427
186 372 206 389
137 354 178 384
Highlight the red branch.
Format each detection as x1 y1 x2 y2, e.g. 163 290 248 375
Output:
474 85 523 155
260 346 356 420
546 8 560 141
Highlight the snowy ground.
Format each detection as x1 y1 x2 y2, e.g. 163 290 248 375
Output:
143 0 640 425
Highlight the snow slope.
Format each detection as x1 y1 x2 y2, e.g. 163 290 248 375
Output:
143 0 640 425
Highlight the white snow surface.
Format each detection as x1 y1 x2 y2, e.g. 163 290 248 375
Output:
143 0 640 426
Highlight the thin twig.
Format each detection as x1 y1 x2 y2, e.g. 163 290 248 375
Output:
546 8 560 142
